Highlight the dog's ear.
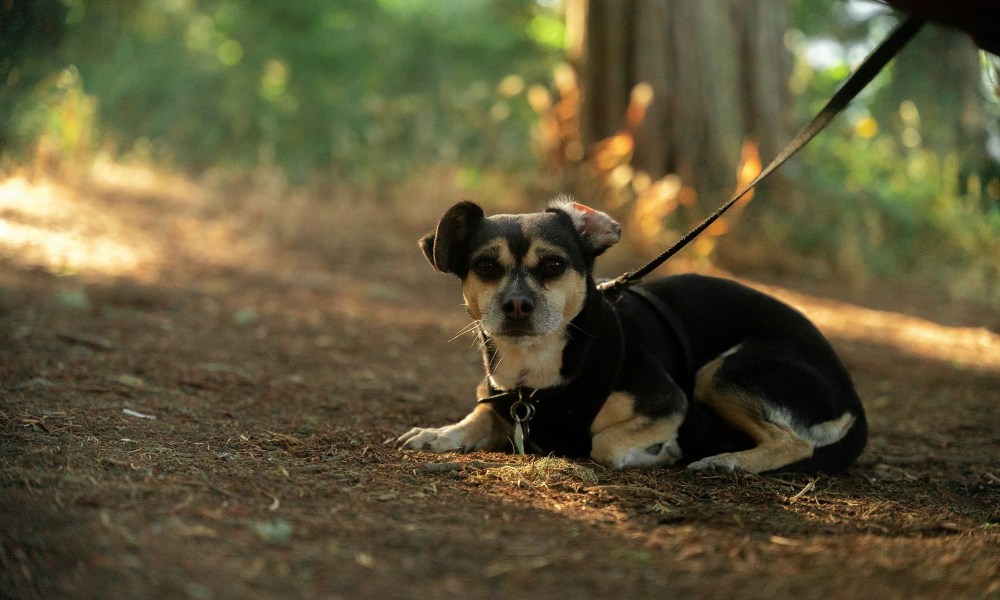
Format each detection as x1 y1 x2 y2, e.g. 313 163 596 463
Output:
419 201 485 275
548 197 621 257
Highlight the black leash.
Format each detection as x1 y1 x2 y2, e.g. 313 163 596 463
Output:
598 15 925 296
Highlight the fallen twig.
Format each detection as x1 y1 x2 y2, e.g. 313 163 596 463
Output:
122 408 157 420
57 330 114 351
418 461 503 474
789 478 817 502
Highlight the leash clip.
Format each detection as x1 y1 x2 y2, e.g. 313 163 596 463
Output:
596 274 633 299
509 389 537 455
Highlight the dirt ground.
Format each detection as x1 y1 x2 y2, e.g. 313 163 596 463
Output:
1 165 999 600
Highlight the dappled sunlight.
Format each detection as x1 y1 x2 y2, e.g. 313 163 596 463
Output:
4 4 998 597
0 166 262 281
88 155 205 207
767 286 1000 371
2 165 997 374
0 218 146 275
0 176 157 276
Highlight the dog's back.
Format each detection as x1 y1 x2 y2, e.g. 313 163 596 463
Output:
636 274 867 473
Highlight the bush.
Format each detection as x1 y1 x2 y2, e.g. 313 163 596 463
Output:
787 104 1000 303
3 0 561 184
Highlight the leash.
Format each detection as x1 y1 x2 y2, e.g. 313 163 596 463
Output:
598 15 925 296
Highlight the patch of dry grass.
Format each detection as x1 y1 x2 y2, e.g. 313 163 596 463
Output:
468 456 601 491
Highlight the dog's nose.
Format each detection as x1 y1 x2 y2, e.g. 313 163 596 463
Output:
502 295 534 321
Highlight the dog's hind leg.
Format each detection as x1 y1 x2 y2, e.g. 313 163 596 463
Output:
685 349 855 474
590 392 684 468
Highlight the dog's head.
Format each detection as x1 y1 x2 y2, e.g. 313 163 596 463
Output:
420 198 621 340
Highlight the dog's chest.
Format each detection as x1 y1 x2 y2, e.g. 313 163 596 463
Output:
488 334 566 390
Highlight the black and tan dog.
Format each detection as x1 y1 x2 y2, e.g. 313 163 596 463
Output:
397 199 866 473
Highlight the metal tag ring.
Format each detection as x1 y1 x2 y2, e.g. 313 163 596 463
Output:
510 400 535 423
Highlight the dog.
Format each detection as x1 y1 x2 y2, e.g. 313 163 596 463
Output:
397 199 867 473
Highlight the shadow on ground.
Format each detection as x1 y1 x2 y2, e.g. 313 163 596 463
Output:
1 169 998 599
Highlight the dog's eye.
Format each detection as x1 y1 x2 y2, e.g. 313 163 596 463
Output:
539 257 567 278
472 257 502 279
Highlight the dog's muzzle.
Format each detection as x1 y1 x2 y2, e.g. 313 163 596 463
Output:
497 277 538 336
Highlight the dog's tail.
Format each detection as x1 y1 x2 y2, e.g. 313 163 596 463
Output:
786 408 868 474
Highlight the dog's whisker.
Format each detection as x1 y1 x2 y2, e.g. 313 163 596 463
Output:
449 320 481 344
475 334 493 354
472 336 489 352
451 329 477 345
456 320 479 333
565 319 597 339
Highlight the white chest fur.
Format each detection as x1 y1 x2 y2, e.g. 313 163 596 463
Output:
488 332 567 390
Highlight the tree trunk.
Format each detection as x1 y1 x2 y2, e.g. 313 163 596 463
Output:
574 0 792 209
878 24 988 173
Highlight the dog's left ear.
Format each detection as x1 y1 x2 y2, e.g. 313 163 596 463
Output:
548 197 621 257
419 201 485 276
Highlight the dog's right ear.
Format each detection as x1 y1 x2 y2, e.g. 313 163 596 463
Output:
419 201 485 276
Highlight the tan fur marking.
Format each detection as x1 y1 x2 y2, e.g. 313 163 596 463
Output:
456 402 509 449
462 278 487 320
807 412 856 447
692 357 814 473
590 391 637 435
522 241 564 269
552 270 586 323
590 392 683 468
461 239 512 320
525 240 587 324
488 332 567 390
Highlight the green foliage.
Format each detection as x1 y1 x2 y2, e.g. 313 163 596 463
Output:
801 124 997 256
4 0 560 183
0 0 69 151
4 0 997 303
777 1 1000 302
787 67 1000 301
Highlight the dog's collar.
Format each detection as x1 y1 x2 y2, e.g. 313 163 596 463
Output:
478 388 530 404
478 387 538 454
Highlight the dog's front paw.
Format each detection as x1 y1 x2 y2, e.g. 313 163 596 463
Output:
686 453 743 474
396 426 467 453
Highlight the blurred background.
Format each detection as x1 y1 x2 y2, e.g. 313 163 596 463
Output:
2 0 999 306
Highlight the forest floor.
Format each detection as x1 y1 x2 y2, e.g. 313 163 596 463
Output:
1 163 999 599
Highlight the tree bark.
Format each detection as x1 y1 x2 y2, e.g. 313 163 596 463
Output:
878 24 988 172
574 0 792 209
